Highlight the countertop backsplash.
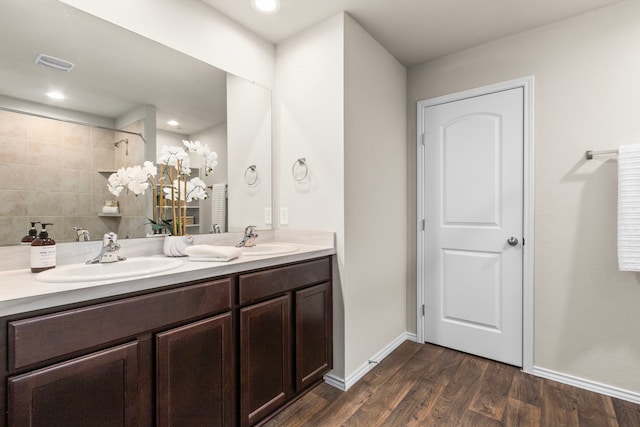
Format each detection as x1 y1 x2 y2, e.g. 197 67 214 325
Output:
0 230 334 272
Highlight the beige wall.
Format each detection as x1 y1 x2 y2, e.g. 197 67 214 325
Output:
0 111 147 244
275 12 407 383
344 15 408 376
275 13 346 378
407 1 640 393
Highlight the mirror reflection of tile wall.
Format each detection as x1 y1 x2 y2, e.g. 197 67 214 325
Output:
0 110 147 245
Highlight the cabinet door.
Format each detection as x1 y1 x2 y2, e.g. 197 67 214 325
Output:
156 313 233 427
240 295 291 427
8 342 139 427
295 282 332 391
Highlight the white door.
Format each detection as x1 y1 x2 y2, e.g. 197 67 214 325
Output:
421 88 523 366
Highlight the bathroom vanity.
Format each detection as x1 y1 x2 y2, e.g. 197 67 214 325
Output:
0 240 334 427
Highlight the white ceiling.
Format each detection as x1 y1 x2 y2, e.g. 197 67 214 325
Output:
201 0 626 66
0 0 227 135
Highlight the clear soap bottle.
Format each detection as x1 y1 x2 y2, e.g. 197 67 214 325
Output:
31 223 56 273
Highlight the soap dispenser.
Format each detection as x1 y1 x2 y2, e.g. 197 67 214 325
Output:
21 221 40 245
31 223 56 273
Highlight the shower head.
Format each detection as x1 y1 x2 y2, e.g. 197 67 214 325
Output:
114 139 129 156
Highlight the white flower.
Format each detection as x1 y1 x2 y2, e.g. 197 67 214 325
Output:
163 177 208 202
107 167 130 196
185 177 208 202
125 165 150 195
204 151 218 175
107 164 155 196
183 140 218 175
159 145 190 170
142 161 157 177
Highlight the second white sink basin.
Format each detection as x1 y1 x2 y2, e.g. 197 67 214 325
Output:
35 257 184 283
241 243 299 256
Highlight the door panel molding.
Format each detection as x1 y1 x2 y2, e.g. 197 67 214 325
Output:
416 76 535 372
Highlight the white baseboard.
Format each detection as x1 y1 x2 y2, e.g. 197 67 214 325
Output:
532 366 640 404
324 332 417 391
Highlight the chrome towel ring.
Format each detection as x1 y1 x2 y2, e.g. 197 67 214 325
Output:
244 165 258 185
292 158 308 182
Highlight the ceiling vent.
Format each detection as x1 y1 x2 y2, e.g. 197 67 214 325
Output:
34 54 75 72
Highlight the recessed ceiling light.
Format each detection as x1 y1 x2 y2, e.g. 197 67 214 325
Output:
167 120 179 127
46 91 65 100
251 0 280 14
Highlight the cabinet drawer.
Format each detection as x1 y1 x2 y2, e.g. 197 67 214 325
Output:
238 257 330 305
9 278 231 371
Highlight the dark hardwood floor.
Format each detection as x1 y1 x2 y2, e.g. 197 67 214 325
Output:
264 341 640 426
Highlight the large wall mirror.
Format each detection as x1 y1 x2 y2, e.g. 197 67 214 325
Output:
0 0 272 245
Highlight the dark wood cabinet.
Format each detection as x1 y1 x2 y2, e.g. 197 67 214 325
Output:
240 296 292 427
156 313 234 427
8 342 139 427
1 256 332 427
4 278 232 427
295 281 332 392
238 257 332 426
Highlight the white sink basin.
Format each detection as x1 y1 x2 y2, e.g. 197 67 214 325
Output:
241 243 299 256
35 257 184 283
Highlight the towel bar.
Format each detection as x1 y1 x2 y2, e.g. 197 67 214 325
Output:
585 149 618 160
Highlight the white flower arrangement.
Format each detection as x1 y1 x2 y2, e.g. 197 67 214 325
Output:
107 140 218 236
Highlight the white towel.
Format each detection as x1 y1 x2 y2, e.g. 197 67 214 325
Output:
185 245 241 262
211 183 227 232
618 144 640 271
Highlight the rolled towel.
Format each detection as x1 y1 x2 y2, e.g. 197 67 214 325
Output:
185 245 242 262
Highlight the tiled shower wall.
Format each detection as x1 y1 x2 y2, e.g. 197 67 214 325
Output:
0 110 147 245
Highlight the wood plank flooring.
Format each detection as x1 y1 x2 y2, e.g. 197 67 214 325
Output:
264 341 640 427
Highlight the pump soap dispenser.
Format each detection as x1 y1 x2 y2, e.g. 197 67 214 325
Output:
21 221 40 245
31 223 56 273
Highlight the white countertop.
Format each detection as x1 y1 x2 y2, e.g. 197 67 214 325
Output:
0 241 335 317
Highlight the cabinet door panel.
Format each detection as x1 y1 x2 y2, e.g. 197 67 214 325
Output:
240 295 291 427
8 342 139 427
295 282 332 391
156 313 233 427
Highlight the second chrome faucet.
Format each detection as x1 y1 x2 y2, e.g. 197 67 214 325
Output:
236 226 258 248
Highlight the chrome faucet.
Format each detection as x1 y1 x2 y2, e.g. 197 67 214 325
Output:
74 227 90 242
87 232 126 264
236 225 258 248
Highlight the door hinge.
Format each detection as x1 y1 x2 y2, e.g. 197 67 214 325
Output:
522 237 525 246
421 133 425 146
421 219 425 231
421 304 425 316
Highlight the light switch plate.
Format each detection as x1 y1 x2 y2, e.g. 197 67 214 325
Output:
264 208 272 225
280 207 289 225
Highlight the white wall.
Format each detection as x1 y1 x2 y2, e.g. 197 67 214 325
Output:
276 12 407 383
59 0 275 89
343 15 407 376
275 13 346 377
227 75 272 231
408 1 640 394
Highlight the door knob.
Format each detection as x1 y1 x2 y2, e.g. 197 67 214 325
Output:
507 237 519 246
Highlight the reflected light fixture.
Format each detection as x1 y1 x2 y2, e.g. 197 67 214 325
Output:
167 120 179 127
46 91 65 100
251 0 280 14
